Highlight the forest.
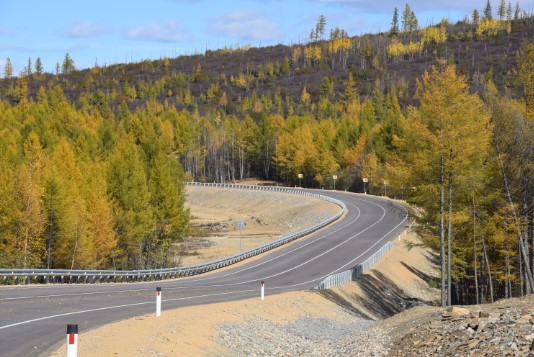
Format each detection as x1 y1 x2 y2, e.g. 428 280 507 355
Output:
0 1 533 306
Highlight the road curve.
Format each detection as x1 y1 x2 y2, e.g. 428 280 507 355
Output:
0 190 407 357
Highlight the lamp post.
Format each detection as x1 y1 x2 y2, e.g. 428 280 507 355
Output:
298 173 303 187
333 175 337 190
362 177 368 194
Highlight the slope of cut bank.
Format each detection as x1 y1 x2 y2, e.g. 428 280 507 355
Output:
49 230 440 357
180 185 340 266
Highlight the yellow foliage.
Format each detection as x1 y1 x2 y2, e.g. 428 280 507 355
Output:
301 86 311 104
304 45 322 66
421 25 447 44
234 73 247 89
328 37 351 55
387 38 405 59
387 39 423 59
476 18 506 38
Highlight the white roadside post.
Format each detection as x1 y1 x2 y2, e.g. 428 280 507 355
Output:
66 324 78 357
260 281 265 301
156 287 162 317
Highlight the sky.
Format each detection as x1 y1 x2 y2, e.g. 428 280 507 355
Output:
1 0 533 75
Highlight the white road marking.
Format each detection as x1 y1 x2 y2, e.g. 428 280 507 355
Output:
0 288 257 330
0 194 407 332
0 196 361 301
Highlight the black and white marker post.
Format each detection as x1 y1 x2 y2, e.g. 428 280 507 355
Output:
66 324 78 357
260 280 265 301
156 287 162 317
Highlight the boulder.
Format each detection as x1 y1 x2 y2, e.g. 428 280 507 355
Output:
442 307 470 319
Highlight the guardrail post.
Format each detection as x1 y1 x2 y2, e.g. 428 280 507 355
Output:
66 324 78 357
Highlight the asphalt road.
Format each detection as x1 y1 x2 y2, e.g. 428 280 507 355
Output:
0 190 407 357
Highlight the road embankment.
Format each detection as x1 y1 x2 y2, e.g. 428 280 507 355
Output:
50 231 439 357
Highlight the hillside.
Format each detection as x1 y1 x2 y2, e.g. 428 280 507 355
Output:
0 12 532 307
1 17 533 112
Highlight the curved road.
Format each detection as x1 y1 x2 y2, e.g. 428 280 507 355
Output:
0 190 407 357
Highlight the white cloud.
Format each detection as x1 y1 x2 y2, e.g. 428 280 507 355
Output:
210 11 279 41
66 22 110 38
125 22 188 42
314 0 482 13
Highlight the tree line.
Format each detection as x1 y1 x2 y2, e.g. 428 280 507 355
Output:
1 43 532 306
0 86 188 270
0 5 532 306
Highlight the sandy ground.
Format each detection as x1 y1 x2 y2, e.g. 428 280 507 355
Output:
49 225 438 357
179 186 341 266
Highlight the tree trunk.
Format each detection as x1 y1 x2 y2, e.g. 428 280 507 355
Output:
519 241 524 296
440 153 446 307
473 194 479 304
447 150 453 305
481 241 486 304
70 230 78 270
492 130 534 291
523 174 531 294
505 253 512 298
482 235 494 303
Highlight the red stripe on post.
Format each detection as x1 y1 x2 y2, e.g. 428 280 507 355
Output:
69 333 75 345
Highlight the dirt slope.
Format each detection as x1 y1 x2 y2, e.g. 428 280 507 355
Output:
180 186 340 266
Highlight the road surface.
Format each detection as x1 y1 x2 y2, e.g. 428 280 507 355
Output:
0 190 407 357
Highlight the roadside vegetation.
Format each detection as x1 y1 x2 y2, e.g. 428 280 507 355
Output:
0 1 532 306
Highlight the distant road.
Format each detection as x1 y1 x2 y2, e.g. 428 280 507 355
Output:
0 190 407 357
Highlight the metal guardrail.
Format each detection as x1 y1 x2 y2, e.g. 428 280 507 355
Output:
0 182 346 285
313 240 397 290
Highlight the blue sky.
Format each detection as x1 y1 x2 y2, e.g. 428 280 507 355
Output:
1 0 533 75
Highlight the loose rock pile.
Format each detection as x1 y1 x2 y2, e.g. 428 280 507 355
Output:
388 303 534 356
217 316 389 357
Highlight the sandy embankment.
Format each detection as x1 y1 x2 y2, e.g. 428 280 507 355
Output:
50 187 438 356
179 186 341 266
49 235 437 356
